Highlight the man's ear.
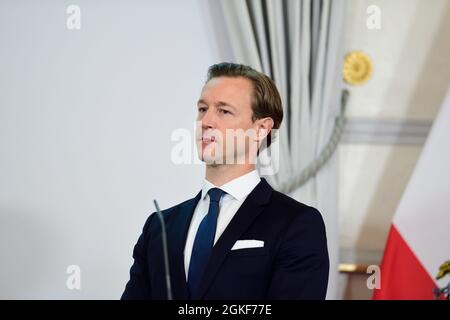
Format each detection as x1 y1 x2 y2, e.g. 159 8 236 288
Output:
255 117 274 142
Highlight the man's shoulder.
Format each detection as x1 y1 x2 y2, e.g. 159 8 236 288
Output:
141 192 200 231
267 190 324 223
265 191 327 242
269 189 313 211
163 196 197 214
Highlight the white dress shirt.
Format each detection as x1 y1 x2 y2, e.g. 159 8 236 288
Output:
184 170 261 280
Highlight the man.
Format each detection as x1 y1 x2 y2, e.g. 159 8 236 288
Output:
122 63 329 300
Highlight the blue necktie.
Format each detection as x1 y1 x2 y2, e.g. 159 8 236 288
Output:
188 187 225 298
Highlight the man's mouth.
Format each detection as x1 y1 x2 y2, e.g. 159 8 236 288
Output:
200 133 217 142
201 136 216 144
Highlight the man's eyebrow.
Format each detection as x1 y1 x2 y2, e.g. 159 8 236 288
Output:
197 99 237 111
216 101 236 111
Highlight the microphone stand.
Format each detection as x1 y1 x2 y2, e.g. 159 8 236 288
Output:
153 199 173 300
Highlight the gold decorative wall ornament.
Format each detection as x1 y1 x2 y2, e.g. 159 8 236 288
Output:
434 260 450 300
343 51 372 85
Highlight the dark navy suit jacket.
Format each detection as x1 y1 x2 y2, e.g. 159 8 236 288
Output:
121 178 329 300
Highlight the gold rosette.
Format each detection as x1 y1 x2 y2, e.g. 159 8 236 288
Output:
343 51 372 85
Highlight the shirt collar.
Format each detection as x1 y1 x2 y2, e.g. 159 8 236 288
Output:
201 170 261 201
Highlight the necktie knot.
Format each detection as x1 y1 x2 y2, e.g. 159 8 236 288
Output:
208 188 225 203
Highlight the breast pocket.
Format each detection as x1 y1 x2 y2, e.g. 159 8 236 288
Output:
224 247 270 283
228 247 268 257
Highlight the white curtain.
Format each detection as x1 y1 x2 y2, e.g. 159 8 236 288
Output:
219 0 345 299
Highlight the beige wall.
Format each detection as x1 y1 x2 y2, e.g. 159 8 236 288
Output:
340 0 450 254
339 0 450 298
343 0 450 120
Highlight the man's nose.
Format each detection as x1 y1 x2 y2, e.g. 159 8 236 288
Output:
201 108 216 129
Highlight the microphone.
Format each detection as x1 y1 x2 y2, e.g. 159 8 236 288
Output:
153 199 173 300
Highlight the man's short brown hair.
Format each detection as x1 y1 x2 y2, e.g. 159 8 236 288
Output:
206 62 283 148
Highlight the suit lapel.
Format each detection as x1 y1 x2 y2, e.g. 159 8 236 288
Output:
166 191 201 299
195 178 273 299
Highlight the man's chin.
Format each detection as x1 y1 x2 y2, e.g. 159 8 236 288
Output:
198 152 256 166
198 152 225 166
200 156 223 166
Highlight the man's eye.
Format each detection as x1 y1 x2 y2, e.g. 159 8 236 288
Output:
198 107 207 113
220 109 231 115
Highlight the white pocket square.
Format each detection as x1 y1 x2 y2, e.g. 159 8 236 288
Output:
231 240 264 251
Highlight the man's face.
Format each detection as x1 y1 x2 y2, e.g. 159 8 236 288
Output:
196 76 260 165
